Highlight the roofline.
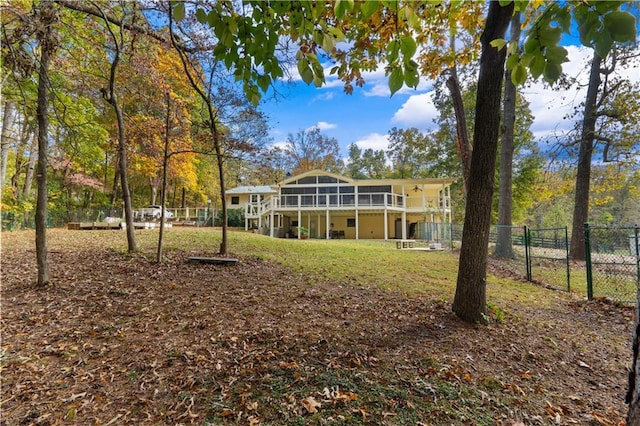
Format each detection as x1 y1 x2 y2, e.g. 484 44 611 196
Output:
279 169 356 185
279 170 455 187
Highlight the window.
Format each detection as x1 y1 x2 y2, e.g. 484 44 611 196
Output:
347 218 356 227
318 176 337 183
231 196 240 205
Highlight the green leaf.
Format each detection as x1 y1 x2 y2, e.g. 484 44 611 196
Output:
545 45 568 64
327 27 345 42
399 36 417 58
297 58 314 85
361 0 379 20
594 32 613 59
208 10 219 28
543 61 562 83
490 38 507 50
506 53 519 70
529 54 545 79
511 63 527 86
389 67 404 96
173 2 185 21
321 33 335 52
603 11 637 43
195 8 206 23
257 75 271 92
403 66 419 88
538 26 562 47
577 12 600 47
386 40 400 63
334 0 354 19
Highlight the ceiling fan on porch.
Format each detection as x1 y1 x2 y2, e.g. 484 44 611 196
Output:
412 185 423 192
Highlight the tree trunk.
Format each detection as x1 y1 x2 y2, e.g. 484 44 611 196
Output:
22 130 37 198
35 1 57 287
452 1 513 323
157 91 171 263
570 51 602 261
446 68 471 198
494 12 521 259
114 93 137 252
99 5 137 252
1 101 17 192
627 292 640 423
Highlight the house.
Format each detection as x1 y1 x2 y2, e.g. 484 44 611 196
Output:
225 170 454 240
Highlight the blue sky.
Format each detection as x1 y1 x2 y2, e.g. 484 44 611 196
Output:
259 42 639 161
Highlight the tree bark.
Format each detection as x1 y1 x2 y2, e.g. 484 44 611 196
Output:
627 290 640 423
446 68 471 198
570 51 602 261
22 129 37 198
1 101 17 192
35 1 57 287
494 12 522 259
452 1 513 323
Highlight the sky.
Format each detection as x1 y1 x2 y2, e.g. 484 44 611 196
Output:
259 39 639 162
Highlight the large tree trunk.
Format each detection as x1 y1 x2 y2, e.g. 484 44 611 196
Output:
452 1 513 323
570 51 602 261
494 12 522 259
35 1 57 287
627 292 640 423
1 101 17 192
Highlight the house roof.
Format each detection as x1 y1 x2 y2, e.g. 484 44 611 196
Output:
279 169 355 186
278 169 455 188
226 185 277 195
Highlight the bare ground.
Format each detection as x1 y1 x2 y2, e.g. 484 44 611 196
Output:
0 231 634 425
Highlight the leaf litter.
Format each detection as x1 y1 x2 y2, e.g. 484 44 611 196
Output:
0 230 633 425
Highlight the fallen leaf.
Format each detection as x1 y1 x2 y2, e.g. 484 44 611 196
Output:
301 396 321 414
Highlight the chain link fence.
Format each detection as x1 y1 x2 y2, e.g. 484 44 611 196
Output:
525 226 570 292
1 208 123 231
585 224 640 303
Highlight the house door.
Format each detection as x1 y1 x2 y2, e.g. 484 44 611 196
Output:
395 218 402 239
310 220 317 238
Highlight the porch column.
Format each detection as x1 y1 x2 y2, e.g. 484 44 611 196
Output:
447 185 452 223
269 208 274 237
298 210 302 239
326 211 330 239
402 211 407 239
384 208 388 240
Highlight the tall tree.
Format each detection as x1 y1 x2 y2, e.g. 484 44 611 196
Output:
387 127 433 179
494 11 523 258
96 3 137 252
568 47 639 260
284 127 341 175
452 1 514 323
34 1 59 286
346 143 388 179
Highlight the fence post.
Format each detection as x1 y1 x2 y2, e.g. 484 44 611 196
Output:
564 225 570 292
584 223 593 300
524 225 531 281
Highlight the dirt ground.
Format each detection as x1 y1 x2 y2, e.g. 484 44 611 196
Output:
1 232 634 425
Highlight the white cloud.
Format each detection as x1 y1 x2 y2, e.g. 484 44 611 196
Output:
307 121 338 132
353 132 389 151
391 92 439 129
